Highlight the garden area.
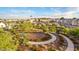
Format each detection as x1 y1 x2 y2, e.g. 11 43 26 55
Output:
0 19 79 51
0 20 57 51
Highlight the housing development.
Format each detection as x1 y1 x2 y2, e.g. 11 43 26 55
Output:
0 7 79 51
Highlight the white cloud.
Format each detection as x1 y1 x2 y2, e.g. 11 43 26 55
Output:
51 7 79 18
0 9 36 19
11 9 35 14
1 7 79 18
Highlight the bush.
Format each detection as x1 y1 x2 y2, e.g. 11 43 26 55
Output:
68 27 79 37
56 26 70 34
0 31 18 51
18 22 34 32
49 24 56 33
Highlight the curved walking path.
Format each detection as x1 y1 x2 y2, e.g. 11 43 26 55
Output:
59 34 74 51
55 23 74 51
28 33 74 51
29 33 56 45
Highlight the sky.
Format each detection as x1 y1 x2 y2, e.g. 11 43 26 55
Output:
0 7 79 19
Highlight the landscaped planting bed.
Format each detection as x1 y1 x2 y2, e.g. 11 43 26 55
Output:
25 32 51 42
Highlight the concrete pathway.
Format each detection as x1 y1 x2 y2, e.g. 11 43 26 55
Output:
29 34 56 45
28 33 74 51
59 34 74 51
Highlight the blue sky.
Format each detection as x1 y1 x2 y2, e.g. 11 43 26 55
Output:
0 7 79 18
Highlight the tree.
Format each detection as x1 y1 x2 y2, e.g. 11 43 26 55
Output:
73 17 76 19
60 17 64 20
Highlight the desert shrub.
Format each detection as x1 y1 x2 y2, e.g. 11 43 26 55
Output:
0 31 18 51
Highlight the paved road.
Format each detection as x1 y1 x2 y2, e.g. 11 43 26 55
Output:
59 34 74 51
29 34 57 45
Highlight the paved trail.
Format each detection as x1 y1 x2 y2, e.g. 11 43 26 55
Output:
29 34 56 45
29 33 74 51
59 34 74 51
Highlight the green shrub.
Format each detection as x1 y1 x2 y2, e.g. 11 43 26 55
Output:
0 31 18 51
68 27 79 37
